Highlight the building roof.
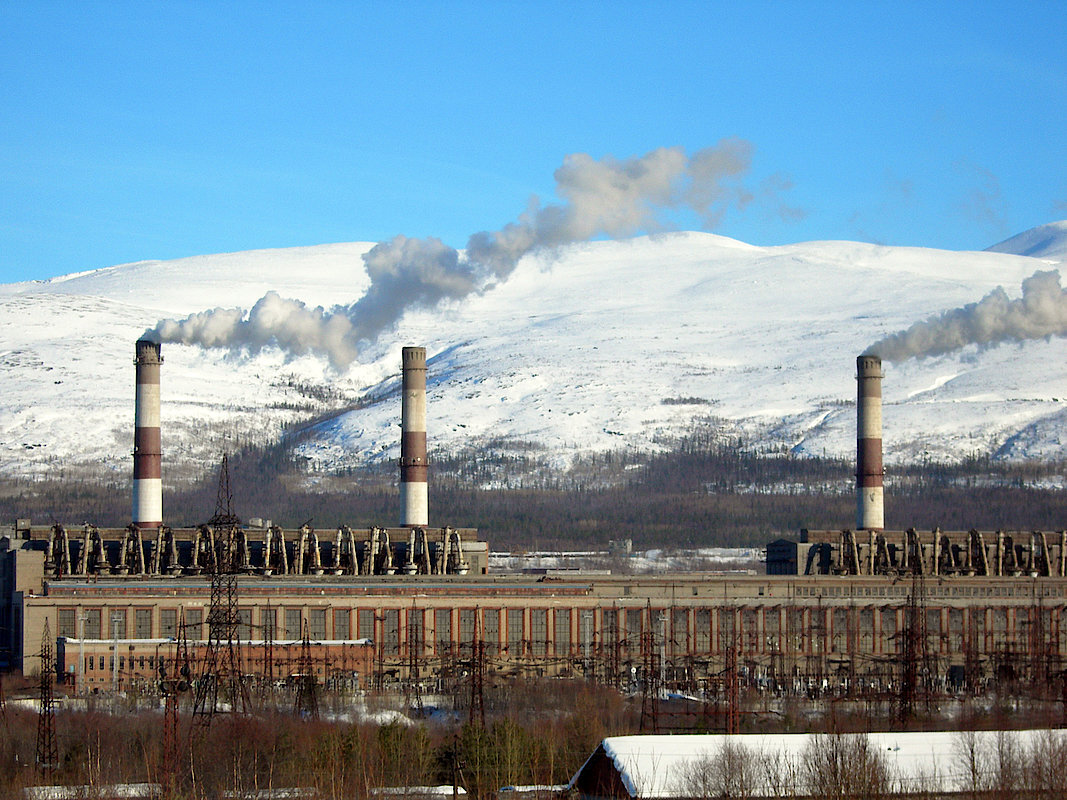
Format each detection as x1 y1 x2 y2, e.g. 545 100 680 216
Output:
569 730 1062 798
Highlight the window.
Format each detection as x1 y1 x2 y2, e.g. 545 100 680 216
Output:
672 608 689 654
57 608 76 638
357 609 375 641
554 610 570 656
530 609 548 656
333 608 351 640
435 609 451 652
285 608 302 639
483 609 500 654
84 608 102 640
260 607 277 640
383 609 399 654
459 609 476 644
507 609 524 654
135 608 152 639
185 608 203 640
109 610 127 639
160 609 177 638
578 610 594 654
237 608 253 641
407 608 423 652
309 608 327 640
626 609 643 646
695 609 712 652
602 610 618 652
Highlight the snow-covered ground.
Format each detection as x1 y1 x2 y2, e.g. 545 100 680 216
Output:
489 547 762 574
0 224 1065 483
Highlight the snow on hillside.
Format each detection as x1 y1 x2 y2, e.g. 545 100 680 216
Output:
986 220 1067 260
0 227 1065 485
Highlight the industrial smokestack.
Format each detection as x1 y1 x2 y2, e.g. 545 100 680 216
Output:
400 346 428 527
856 354 884 531
133 339 163 528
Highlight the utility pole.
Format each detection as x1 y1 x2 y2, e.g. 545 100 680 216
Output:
111 611 123 693
76 611 88 697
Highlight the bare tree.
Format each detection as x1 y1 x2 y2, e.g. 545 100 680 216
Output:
952 728 989 800
803 733 893 799
673 740 763 799
758 748 803 799
1022 728 1067 797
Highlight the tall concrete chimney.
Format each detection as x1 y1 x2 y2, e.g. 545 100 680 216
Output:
400 346 428 527
133 339 163 528
856 354 884 530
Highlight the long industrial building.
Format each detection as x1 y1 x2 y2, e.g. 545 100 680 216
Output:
1 348 1066 702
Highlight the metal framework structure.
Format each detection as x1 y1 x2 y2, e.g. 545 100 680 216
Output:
193 457 251 724
35 620 57 779
293 620 318 720
159 612 191 799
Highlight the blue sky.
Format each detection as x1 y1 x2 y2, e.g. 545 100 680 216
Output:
2 1 1065 283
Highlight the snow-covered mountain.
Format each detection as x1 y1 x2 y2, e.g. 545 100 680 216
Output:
987 221 1067 260
1 223 1066 484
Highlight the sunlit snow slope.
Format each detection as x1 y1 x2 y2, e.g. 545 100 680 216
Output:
1 224 1065 483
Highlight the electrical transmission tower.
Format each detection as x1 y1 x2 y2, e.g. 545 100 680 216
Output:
293 620 319 719
639 620 661 733
406 603 424 716
897 573 930 724
35 620 58 779
159 614 192 799
209 454 241 530
193 455 250 725
468 611 485 726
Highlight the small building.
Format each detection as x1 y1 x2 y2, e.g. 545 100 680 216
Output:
567 730 1064 799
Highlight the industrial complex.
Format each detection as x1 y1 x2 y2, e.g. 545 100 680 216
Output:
1 344 1066 712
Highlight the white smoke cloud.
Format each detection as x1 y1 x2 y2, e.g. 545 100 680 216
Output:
867 269 1067 362
147 141 772 369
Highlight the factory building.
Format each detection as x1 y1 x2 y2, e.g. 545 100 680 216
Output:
1 344 1066 699
15 570 1067 693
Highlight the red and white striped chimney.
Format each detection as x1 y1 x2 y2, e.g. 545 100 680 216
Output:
133 339 163 528
400 346 428 527
856 354 884 530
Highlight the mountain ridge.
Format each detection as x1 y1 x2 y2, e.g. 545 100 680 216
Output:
0 224 1065 484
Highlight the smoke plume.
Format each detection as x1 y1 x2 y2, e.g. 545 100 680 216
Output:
147 141 761 369
867 269 1067 362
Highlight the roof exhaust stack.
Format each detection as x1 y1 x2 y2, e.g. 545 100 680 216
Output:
133 339 163 529
856 354 884 531
400 346 428 527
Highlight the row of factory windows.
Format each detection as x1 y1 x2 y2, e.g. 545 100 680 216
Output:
55 602 1067 658
70 640 372 688
793 584 1064 599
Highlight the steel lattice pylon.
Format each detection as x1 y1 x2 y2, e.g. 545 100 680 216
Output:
192 456 251 725
293 620 319 720
160 612 192 799
193 563 250 723
35 620 58 778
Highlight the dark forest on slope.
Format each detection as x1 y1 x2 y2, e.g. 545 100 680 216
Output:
2 427 1067 549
